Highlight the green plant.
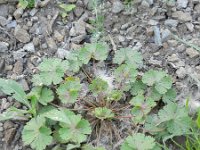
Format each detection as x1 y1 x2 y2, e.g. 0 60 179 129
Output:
93 107 115 120
121 133 157 150
0 42 197 149
58 3 76 19
18 0 35 9
88 0 105 42
185 108 200 150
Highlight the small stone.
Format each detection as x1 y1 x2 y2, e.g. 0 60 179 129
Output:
177 0 188 8
0 42 9 53
6 20 17 28
3 121 14 130
70 21 86 36
154 26 162 46
14 26 30 43
70 35 86 44
13 102 21 108
57 48 70 59
148 19 158 25
0 127 3 132
121 23 130 30
146 0 154 5
1 98 10 110
162 29 171 42
46 37 57 50
0 5 8 17
0 16 7 26
19 79 29 91
146 27 154 36
32 37 40 47
164 19 179 27
176 67 186 78
23 42 35 52
29 8 38 16
13 8 24 19
186 48 199 58
118 35 125 42
141 0 150 7
172 11 192 22
41 43 48 49
13 49 26 60
54 30 64 42
74 7 84 17
167 54 179 62
4 127 16 144
149 57 162 66
112 1 124 14
186 22 194 32
168 40 178 47
13 60 23 75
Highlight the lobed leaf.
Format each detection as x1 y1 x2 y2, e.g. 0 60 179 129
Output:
32 58 69 86
121 133 156 150
28 87 54 105
22 116 52 150
113 48 143 67
57 77 81 104
114 64 138 91
78 42 109 64
0 78 30 107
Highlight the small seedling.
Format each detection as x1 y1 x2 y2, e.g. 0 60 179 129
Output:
58 3 76 20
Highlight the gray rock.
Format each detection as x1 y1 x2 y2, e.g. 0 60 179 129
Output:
70 21 86 36
54 30 64 42
149 57 162 66
57 48 70 59
13 8 24 20
6 20 17 28
0 5 8 17
19 79 29 91
177 0 188 8
146 0 153 5
23 42 35 52
13 49 26 60
112 1 124 14
70 35 86 43
164 19 179 27
185 22 194 32
74 7 84 17
0 16 7 26
148 19 158 25
0 59 5 72
0 42 9 53
141 0 150 7
4 127 16 144
46 37 57 50
29 8 38 16
1 98 10 110
172 11 192 22
153 26 162 46
186 48 199 58
162 29 171 42
14 26 31 43
13 60 23 75
118 35 125 42
176 67 186 79
167 54 179 62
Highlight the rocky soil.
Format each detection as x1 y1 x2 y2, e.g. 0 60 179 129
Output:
1 0 200 149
